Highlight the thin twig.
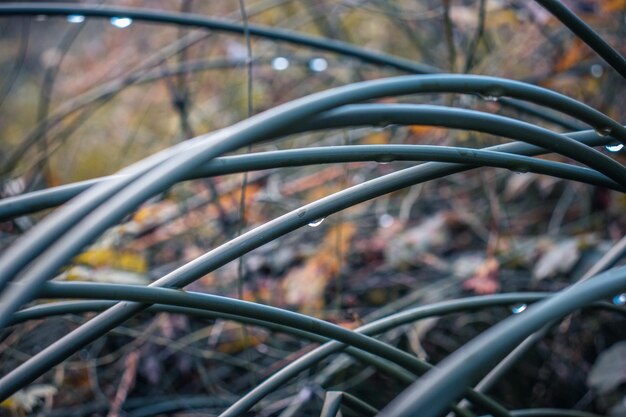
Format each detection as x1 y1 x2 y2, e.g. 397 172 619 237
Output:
0 18 30 110
33 21 85 184
442 0 458 73
464 0 487 73
236 0 258 390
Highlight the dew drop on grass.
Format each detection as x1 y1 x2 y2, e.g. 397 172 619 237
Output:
67 15 85 23
111 17 133 28
605 143 624 153
612 293 626 306
271 57 289 71
308 218 325 227
480 95 499 102
479 87 505 102
511 303 527 314
309 58 328 72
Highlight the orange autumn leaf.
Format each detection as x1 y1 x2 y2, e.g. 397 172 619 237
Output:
409 125 438 137
601 0 626 13
555 39 589 72
281 222 356 313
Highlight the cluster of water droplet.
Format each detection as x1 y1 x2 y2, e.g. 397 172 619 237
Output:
65 15 133 28
478 87 506 103
271 57 328 72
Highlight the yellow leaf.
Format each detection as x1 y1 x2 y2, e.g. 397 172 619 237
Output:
74 248 147 273
362 131 389 145
0 385 57 414
0 398 16 410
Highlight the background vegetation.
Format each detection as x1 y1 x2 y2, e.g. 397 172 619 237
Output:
0 1 625 416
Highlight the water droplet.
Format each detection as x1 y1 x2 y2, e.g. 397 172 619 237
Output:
613 293 626 306
595 127 612 137
67 15 85 23
378 213 394 228
110 17 133 28
480 95 499 102
476 85 509 104
308 218 325 227
590 64 604 78
271 56 289 71
309 58 328 72
605 143 624 153
511 303 527 314
480 86 506 102
376 155 395 164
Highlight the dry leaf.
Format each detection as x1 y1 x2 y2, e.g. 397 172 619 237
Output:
386 213 451 269
60 266 149 285
504 173 536 201
362 131 390 145
282 223 355 312
462 257 500 294
0 385 57 414
555 39 589 72
601 0 626 13
452 253 487 278
73 248 147 273
533 238 580 280
587 341 626 394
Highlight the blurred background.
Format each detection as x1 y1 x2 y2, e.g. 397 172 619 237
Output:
0 1 625 416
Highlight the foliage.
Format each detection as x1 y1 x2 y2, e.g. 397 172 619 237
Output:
0 1 625 417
